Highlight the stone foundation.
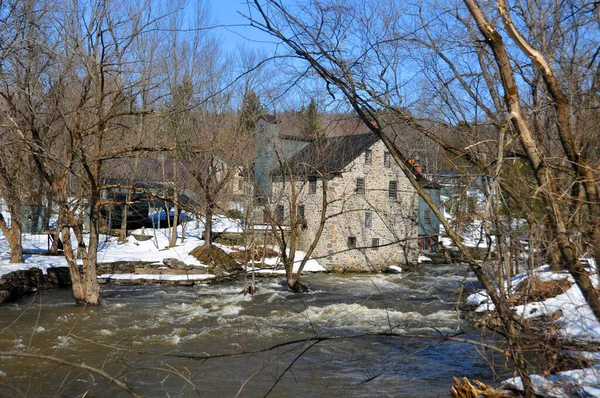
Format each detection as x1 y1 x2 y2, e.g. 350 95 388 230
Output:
0 267 71 304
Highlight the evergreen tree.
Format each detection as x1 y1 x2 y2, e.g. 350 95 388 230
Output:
239 90 264 132
299 98 322 138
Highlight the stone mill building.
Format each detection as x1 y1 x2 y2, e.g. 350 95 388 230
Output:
252 115 423 270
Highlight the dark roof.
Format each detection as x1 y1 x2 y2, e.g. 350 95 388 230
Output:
259 114 277 123
419 180 442 189
273 133 379 176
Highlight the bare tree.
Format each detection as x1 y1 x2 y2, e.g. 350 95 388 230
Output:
0 136 28 263
245 0 600 394
0 0 60 263
0 0 174 305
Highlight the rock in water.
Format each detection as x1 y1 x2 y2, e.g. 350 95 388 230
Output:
189 246 242 273
163 258 192 270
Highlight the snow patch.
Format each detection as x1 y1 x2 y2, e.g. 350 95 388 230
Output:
388 265 403 273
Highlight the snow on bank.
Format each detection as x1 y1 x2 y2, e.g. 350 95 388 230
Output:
466 259 600 394
98 273 215 282
503 366 600 398
0 256 68 279
1 217 325 281
97 225 205 266
387 265 403 273
418 256 432 263
466 263 600 343
248 249 326 274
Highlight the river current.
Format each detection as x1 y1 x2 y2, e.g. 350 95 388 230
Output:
0 264 510 397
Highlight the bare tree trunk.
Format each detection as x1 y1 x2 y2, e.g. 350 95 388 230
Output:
285 173 299 290
169 162 179 247
118 189 131 243
61 225 85 303
60 200 101 306
292 176 329 284
0 212 24 263
82 220 101 305
203 201 213 249
51 181 70 254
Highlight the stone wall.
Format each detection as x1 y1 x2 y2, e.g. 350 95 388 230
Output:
271 140 419 271
0 261 215 304
0 267 71 304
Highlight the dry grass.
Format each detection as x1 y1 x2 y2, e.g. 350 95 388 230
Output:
231 246 279 262
512 276 572 306
189 245 241 273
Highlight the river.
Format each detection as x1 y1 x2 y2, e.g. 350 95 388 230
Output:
0 264 510 397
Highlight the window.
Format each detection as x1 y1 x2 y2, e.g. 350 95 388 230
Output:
384 152 391 167
365 149 372 165
277 205 284 223
365 212 373 228
347 236 357 248
389 181 397 199
309 176 317 194
424 208 432 222
372 238 380 250
297 205 305 220
356 178 365 194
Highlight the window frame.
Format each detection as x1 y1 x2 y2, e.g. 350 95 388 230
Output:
277 204 285 223
309 176 317 194
424 208 432 223
384 151 391 167
365 149 372 165
389 180 397 199
365 211 373 228
372 238 380 250
356 178 365 194
297 204 305 220
347 236 357 249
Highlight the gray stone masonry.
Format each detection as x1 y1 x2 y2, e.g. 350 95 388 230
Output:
270 140 419 271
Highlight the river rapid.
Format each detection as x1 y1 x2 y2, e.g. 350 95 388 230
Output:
0 264 510 397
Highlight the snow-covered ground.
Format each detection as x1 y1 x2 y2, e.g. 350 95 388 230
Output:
466 259 600 396
0 215 324 282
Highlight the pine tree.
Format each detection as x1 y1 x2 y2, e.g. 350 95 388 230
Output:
239 90 264 132
300 98 322 138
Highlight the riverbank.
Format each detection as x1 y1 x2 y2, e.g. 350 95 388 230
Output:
0 219 324 302
464 260 600 396
2 219 427 303
0 256 407 303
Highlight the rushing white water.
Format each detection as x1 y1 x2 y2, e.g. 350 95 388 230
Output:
0 264 509 397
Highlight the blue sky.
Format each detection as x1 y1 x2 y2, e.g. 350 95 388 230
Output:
209 1 279 53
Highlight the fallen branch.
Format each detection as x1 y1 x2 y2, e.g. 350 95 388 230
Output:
0 351 141 398
161 331 509 360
